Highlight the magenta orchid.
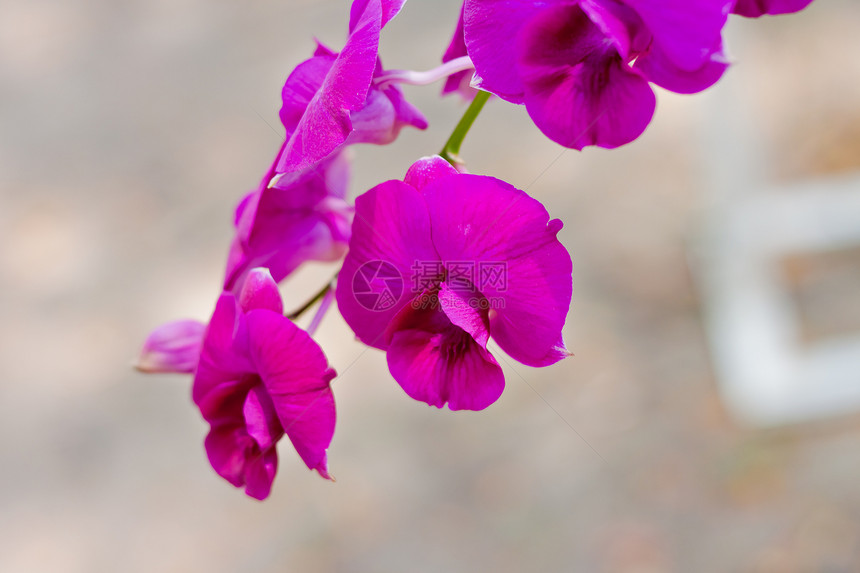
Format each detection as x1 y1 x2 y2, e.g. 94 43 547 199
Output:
463 0 732 149
194 268 337 499
336 156 572 411
732 0 814 17
138 0 818 498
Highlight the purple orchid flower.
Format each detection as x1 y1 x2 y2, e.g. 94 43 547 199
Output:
463 0 733 149
336 156 572 411
732 0 814 17
136 319 205 374
223 143 353 293
276 0 428 174
195 268 337 499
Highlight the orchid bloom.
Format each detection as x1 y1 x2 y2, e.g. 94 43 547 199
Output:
336 156 572 411
194 268 337 499
732 0 814 17
223 144 353 293
276 0 428 174
463 0 732 149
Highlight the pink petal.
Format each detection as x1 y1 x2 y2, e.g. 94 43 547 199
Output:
205 426 253 488
403 155 459 192
387 327 505 411
732 0 814 16
243 384 284 452
464 0 550 102
279 55 335 137
192 294 254 406
277 0 381 173
204 425 278 499
635 38 729 94
195 378 250 427
274 387 336 478
349 0 406 32
622 0 732 72
225 152 352 291
422 174 572 367
579 0 639 58
336 180 439 349
516 2 656 149
136 319 205 374
246 310 337 396
242 448 279 500
245 310 337 477
238 268 283 315
345 85 428 146
438 281 490 348
441 3 476 98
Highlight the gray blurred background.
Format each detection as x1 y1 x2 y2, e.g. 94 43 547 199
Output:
2 0 860 571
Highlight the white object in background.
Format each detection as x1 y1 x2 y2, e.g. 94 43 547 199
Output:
690 21 860 427
691 177 860 426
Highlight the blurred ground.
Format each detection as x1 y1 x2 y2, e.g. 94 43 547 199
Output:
2 0 860 571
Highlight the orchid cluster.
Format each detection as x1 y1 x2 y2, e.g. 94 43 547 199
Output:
137 0 815 499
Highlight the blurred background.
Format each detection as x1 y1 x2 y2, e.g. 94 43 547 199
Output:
2 0 860 571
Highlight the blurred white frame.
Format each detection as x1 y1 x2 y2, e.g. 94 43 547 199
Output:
690 22 860 426
692 178 860 426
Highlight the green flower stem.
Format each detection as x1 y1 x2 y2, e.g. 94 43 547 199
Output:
287 275 337 320
439 90 491 168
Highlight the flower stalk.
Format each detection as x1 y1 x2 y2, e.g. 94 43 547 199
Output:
439 89 491 168
287 276 337 321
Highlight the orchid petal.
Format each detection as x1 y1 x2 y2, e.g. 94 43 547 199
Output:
441 3 475 98
438 281 490 348
279 55 335 137
349 0 406 32
622 0 732 71
635 37 729 94
422 174 572 367
225 152 352 291
204 426 254 488
403 155 459 191
732 0 814 16
245 310 336 477
336 180 439 348
238 268 283 315
387 326 505 411
516 2 655 149
243 384 284 453
242 447 279 500
464 0 562 102
136 319 205 374
193 294 253 406
246 310 337 396
204 426 278 500
272 387 336 478
277 0 381 173
346 85 428 146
